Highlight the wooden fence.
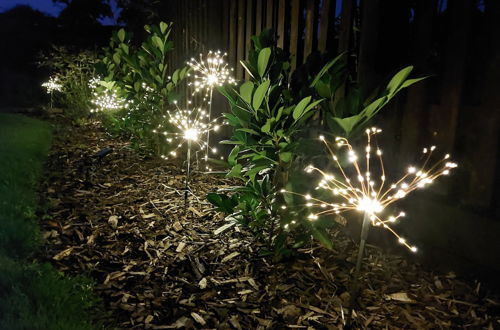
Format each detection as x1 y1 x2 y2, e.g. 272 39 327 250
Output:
162 0 500 213
165 0 347 77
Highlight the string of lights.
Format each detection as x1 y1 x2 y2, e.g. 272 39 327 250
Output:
42 76 63 94
187 50 236 165
281 127 458 252
153 100 223 169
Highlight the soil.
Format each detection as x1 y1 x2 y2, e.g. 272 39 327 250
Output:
39 117 500 329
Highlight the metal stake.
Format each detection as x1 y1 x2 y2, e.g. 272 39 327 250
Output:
349 211 371 309
205 88 214 164
184 140 192 211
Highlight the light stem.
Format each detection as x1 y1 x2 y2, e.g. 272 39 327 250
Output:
184 140 192 211
349 211 371 309
205 88 214 163
355 211 371 276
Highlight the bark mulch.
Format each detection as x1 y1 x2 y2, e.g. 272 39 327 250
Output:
39 118 500 329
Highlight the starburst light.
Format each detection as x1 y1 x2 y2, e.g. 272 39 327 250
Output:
153 100 223 164
282 128 458 252
42 76 63 94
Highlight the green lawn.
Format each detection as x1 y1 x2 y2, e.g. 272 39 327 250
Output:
0 114 98 330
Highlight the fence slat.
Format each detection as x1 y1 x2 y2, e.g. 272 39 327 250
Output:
289 0 300 69
266 0 274 29
229 0 237 69
237 0 246 79
245 0 254 79
318 0 331 52
277 0 286 48
304 0 315 59
255 0 263 35
339 0 354 53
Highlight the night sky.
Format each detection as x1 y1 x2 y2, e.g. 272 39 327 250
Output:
0 0 120 25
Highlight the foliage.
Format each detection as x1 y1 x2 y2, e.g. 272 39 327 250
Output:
208 30 426 256
209 30 328 256
97 21 189 153
0 114 99 329
299 53 427 138
39 46 99 119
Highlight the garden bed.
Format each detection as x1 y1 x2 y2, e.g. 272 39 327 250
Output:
40 117 500 329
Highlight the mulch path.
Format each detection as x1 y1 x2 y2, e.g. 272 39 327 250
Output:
39 117 500 329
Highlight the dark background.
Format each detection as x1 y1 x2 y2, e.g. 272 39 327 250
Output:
1 0 498 285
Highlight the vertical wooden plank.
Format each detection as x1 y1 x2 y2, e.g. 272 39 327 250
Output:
462 0 500 207
245 0 254 62
318 0 331 52
237 0 246 79
222 0 230 50
338 0 354 53
357 0 379 91
304 0 315 59
277 0 286 48
229 0 237 69
289 0 300 69
255 0 263 35
399 0 436 165
430 0 471 149
266 0 274 29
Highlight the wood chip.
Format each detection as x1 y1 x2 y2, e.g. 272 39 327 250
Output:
213 222 235 235
176 242 186 253
190 312 206 326
221 251 240 263
52 247 75 260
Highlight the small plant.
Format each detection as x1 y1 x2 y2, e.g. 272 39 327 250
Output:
39 46 99 119
97 22 189 154
302 53 427 138
208 30 428 257
208 30 325 256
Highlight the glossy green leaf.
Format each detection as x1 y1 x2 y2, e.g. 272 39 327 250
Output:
401 76 428 89
311 226 333 249
292 96 312 120
172 69 179 85
236 128 260 135
386 66 413 94
227 163 243 178
257 47 271 77
152 35 164 53
239 81 254 104
261 118 275 133
160 21 169 34
228 146 240 166
117 29 126 42
333 115 361 135
252 80 270 110
279 152 292 163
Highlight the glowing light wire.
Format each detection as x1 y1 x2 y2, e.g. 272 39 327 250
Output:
154 100 223 163
282 127 458 252
42 76 63 110
187 50 235 166
154 99 224 209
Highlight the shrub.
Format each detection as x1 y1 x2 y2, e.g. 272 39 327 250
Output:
208 30 425 257
39 46 99 119
96 21 189 154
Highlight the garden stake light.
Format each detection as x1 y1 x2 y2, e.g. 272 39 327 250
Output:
187 50 235 168
154 100 223 209
42 76 63 110
282 127 457 300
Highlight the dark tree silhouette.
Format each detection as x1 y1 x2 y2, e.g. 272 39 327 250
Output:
54 0 113 26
